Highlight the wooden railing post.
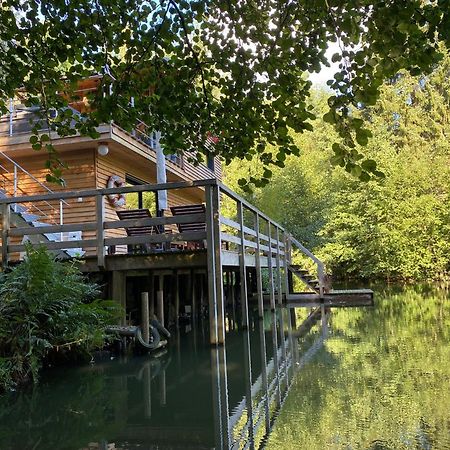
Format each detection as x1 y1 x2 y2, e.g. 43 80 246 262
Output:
283 232 291 298
267 221 276 310
96 195 105 268
205 185 217 345
206 183 225 345
237 201 249 328
212 184 225 344
254 213 264 319
275 227 283 306
1 203 10 268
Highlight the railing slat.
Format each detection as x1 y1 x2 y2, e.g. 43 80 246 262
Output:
0 179 218 204
9 239 98 252
9 222 97 236
105 231 206 246
105 213 206 230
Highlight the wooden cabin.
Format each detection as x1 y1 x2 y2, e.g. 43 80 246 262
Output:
0 95 221 246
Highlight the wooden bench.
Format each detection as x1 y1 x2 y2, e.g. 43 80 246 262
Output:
170 204 206 249
116 209 161 253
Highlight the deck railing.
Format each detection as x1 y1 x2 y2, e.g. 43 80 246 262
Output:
0 178 326 343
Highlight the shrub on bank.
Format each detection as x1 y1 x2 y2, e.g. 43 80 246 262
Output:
0 246 121 392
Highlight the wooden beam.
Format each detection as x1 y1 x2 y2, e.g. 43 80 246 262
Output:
9 238 98 253
285 289 374 307
0 179 218 205
78 251 207 272
9 221 97 236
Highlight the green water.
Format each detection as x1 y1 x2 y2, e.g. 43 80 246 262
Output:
0 286 449 449
267 286 450 449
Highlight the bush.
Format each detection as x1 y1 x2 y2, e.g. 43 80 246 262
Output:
0 246 121 391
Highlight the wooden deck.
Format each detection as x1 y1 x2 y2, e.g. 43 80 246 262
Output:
0 178 374 345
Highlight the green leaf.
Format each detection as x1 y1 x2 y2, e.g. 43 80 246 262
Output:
361 159 377 172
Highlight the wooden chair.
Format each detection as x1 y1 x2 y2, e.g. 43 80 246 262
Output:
116 209 161 253
170 204 206 249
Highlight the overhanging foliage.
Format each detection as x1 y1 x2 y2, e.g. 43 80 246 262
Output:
1 1 450 185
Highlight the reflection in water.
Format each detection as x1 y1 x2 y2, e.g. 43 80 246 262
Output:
2 287 447 449
0 307 326 450
267 286 450 449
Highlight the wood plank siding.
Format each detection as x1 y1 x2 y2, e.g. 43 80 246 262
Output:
0 122 221 257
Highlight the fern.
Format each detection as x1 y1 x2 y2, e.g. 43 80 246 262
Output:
0 245 122 392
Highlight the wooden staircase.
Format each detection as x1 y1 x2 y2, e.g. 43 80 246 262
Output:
284 237 373 307
288 264 321 294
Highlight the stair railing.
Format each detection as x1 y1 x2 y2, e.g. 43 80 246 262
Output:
0 151 69 227
287 234 326 297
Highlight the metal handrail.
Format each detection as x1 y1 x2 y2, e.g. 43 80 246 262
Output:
0 151 69 227
288 234 326 295
0 151 68 204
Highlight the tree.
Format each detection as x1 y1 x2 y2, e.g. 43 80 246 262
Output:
225 50 450 281
2 1 450 185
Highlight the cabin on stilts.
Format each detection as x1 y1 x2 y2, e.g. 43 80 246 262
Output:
0 83 373 346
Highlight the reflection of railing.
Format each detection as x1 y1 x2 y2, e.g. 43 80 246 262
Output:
211 309 328 449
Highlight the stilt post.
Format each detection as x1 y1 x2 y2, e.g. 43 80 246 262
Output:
149 271 155 319
174 270 180 328
157 274 164 326
141 291 150 344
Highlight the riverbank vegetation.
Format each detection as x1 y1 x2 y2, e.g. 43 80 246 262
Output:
225 51 450 283
0 246 120 392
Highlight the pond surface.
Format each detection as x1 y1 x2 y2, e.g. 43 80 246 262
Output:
267 285 450 450
0 286 449 449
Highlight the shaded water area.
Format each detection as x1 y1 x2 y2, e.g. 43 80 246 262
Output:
0 286 449 449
